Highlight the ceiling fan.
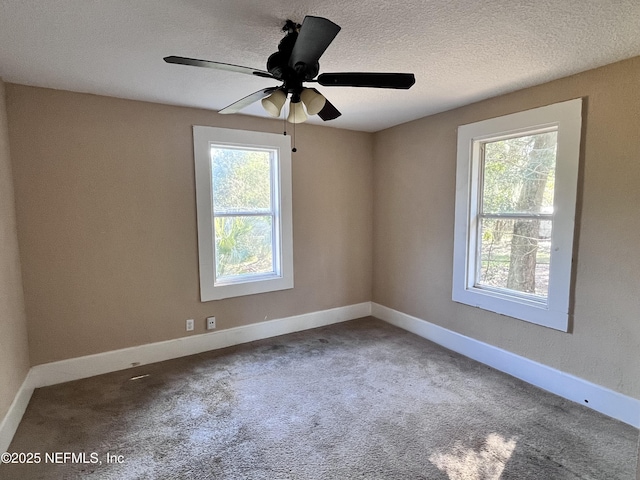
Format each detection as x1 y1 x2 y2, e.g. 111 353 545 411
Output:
164 16 416 124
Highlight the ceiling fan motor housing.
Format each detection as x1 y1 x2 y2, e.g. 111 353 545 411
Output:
267 23 297 80
267 21 319 86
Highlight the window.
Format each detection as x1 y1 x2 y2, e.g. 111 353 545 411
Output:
193 126 293 301
452 99 582 331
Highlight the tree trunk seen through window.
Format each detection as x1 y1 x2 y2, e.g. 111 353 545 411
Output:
506 133 556 293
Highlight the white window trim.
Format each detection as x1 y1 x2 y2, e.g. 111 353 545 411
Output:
452 99 583 331
193 126 293 301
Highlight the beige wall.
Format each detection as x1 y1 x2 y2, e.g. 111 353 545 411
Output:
6 85 373 365
0 79 30 420
373 57 640 399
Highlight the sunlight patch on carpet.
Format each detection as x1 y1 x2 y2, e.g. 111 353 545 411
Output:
429 432 517 480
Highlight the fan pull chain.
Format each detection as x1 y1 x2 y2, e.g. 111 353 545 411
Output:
283 101 297 153
292 118 297 153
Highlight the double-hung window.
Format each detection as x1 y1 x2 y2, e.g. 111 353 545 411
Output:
193 126 293 301
452 99 582 331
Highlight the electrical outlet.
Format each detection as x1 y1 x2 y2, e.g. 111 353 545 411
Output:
207 316 216 330
186 319 194 331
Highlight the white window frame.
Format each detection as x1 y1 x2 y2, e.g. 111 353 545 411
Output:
452 99 582 331
193 126 293 301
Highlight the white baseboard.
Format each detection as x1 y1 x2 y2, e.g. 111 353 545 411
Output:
27 302 372 389
0 376 34 453
372 302 640 428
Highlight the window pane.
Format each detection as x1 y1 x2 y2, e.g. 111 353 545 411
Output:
211 147 272 212
482 132 557 215
214 216 274 279
477 218 552 299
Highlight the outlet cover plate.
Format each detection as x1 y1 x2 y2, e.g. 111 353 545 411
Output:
207 317 216 330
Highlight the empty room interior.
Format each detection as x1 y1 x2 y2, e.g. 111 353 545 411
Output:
1 1 639 479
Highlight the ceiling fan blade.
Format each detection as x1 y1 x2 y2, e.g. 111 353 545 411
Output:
219 88 278 114
317 72 416 89
315 95 342 121
288 16 341 69
164 56 274 79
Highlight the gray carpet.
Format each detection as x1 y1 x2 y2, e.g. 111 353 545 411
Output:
2 317 638 479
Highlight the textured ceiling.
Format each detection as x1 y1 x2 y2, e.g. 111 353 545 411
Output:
1 1 639 132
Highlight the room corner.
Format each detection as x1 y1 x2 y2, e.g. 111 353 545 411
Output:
0 77 31 452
